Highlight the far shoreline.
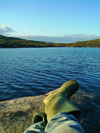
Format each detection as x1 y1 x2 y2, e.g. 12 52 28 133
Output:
0 35 100 48
0 46 100 49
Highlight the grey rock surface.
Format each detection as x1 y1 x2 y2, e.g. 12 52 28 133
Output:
0 89 100 133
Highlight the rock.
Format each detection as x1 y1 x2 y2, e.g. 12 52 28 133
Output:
0 89 100 133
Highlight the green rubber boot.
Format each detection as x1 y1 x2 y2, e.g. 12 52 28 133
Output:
43 80 82 122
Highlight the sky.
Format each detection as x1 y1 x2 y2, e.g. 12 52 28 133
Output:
0 0 100 43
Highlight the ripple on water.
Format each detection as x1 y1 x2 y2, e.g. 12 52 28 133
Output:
0 48 100 101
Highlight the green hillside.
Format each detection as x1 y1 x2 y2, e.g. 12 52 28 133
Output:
0 35 100 48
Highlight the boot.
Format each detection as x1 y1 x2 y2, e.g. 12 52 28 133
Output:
43 80 82 122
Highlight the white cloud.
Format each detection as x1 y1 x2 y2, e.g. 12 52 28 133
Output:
18 34 100 43
0 25 17 35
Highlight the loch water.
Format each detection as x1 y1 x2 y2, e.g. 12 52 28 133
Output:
0 47 100 101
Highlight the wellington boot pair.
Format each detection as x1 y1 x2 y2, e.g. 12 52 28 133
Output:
43 80 82 122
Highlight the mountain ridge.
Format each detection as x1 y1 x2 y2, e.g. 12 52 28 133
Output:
0 35 100 48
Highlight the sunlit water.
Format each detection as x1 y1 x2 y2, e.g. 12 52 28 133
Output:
0 47 100 101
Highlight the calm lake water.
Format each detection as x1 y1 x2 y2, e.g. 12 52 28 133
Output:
0 47 100 101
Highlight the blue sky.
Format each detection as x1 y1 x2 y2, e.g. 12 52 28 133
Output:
0 0 100 43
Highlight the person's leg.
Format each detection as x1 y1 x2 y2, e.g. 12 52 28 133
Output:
24 112 46 133
43 80 85 133
45 112 84 133
24 80 85 133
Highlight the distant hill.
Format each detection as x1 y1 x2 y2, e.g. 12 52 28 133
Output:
0 35 100 48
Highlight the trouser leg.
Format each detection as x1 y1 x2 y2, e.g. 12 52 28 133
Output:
24 121 46 133
24 112 46 133
45 112 85 133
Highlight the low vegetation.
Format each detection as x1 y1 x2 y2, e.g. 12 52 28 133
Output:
0 35 100 48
